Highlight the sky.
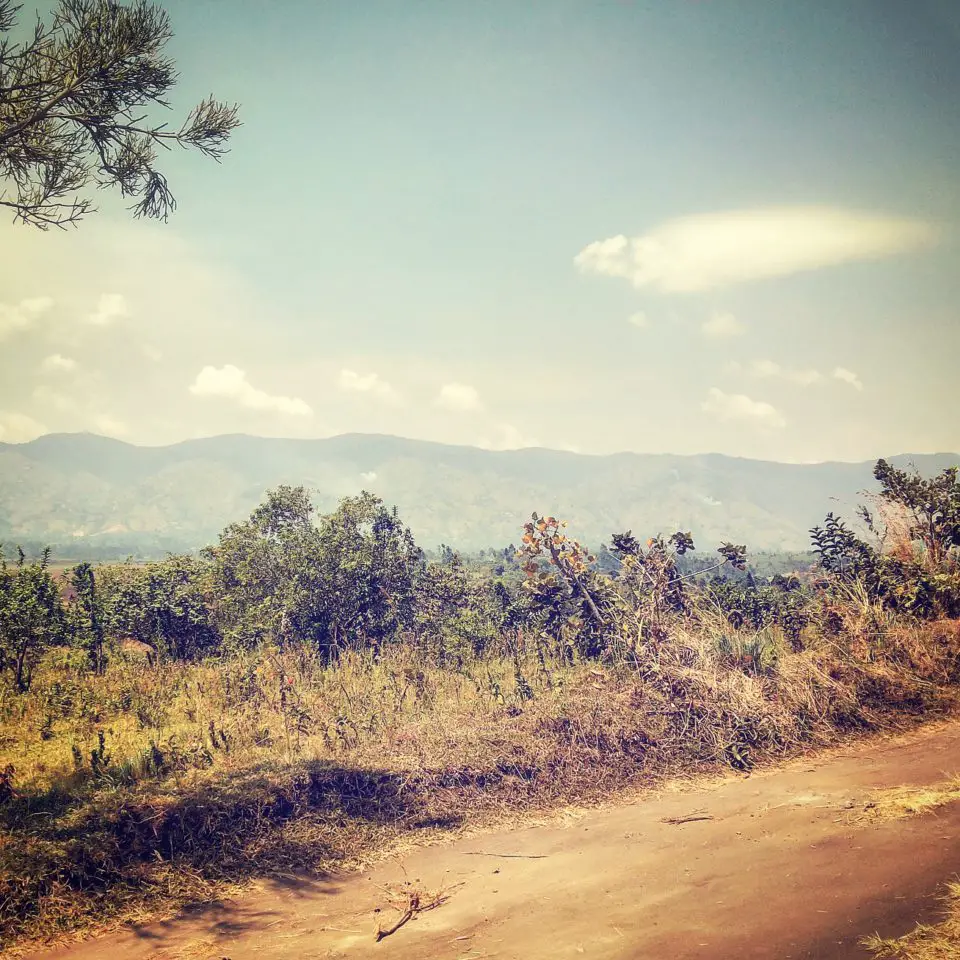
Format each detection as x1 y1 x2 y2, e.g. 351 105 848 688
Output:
2 0 959 462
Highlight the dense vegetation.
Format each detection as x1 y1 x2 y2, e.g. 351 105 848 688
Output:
1 458 959 951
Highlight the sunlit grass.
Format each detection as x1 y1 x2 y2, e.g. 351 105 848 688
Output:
856 779 960 823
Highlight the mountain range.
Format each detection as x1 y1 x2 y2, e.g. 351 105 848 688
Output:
1 432 957 559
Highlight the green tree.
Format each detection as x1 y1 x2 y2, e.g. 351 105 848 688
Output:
206 488 423 657
811 459 960 620
412 552 510 663
205 486 323 651
69 560 105 673
0 547 66 691
0 0 239 227
99 554 217 660
870 459 960 567
311 492 423 654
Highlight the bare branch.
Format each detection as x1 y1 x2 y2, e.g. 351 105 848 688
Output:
0 2 21 35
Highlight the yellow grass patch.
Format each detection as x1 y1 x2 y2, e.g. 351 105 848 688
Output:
856 778 960 823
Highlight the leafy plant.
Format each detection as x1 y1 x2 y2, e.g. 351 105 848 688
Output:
0 547 66 691
812 458 960 621
69 562 106 674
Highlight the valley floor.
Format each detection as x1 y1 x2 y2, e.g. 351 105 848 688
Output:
26 719 960 960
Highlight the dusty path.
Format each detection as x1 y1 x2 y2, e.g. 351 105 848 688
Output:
32 721 960 960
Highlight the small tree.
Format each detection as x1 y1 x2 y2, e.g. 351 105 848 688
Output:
313 492 423 653
0 547 66 691
206 488 423 657
99 554 217 661
0 0 240 227
870 459 960 568
610 530 746 641
205 485 320 652
811 460 960 620
519 513 605 627
70 561 105 673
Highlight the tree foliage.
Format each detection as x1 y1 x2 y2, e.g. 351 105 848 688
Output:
0 0 239 227
0 547 65 691
206 487 423 657
69 561 105 673
811 460 960 620
871 459 960 566
98 554 216 660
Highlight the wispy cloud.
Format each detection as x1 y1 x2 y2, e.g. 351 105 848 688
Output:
32 385 73 411
575 206 937 293
338 369 396 400
701 387 786 429
478 422 539 450
0 411 47 442
40 353 77 373
702 312 745 338
833 366 864 391
93 414 128 437
0 296 54 340
87 293 129 326
749 359 822 386
189 364 312 416
436 382 482 412
627 311 648 329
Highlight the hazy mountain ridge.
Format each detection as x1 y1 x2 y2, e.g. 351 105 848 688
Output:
1 433 958 557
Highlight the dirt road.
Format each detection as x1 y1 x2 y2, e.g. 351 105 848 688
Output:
33 721 960 960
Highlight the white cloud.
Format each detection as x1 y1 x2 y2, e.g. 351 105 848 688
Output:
749 359 822 386
32 385 73 411
142 344 163 362
21 296 55 313
701 312 746 338
0 296 54 340
40 353 77 373
189 364 312 416
627 311 648 329
701 387 786 430
360 471 378 483
478 422 540 450
87 293 129 326
574 206 937 293
0 412 47 442
338 369 396 400
833 366 864 391
94 415 128 437
436 382 482 412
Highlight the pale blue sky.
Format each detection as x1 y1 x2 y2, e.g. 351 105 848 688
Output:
2 0 958 461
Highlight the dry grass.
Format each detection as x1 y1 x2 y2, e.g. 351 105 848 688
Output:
854 779 960 823
2 618 959 954
863 881 960 959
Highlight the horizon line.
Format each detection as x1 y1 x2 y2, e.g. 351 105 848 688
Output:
2 430 958 468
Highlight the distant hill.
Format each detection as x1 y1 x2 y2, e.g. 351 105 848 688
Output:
1 432 957 559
